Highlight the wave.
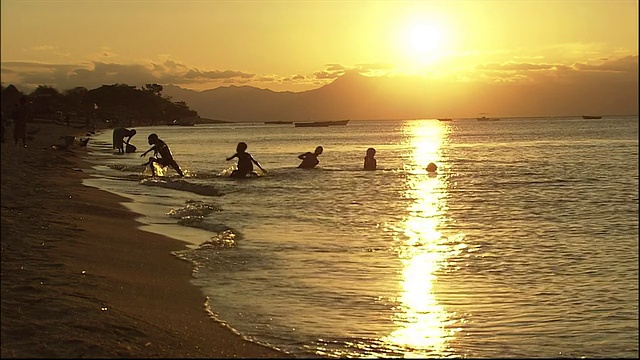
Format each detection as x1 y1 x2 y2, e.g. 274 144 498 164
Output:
177 217 240 238
172 229 241 271
140 177 223 196
167 199 220 219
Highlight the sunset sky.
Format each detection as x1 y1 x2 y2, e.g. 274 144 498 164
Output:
1 0 638 111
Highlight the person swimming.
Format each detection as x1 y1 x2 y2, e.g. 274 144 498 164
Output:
426 162 437 173
298 146 323 169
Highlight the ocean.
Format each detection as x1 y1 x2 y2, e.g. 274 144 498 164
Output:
84 116 638 358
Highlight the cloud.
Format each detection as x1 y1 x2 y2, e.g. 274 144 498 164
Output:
468 55 638 85
1 55 637 100
183 69 254 80
314 70 341 79
573 55 638 72
0 58 257 91
477 62 559 71
313 63 395 80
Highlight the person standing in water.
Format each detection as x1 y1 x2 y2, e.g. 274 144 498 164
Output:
226 142 266 178
297 146 323 169
140 133 184 177
364 147 377 170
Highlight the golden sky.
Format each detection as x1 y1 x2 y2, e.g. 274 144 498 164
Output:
1 0 638 95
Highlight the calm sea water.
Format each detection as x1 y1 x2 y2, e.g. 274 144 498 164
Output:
84 117 638 358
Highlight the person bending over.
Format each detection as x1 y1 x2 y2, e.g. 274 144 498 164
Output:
113 127 136 153
298 145 323 169
140 133 184 177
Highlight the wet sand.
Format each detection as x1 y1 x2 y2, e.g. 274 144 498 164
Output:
1 122 289 358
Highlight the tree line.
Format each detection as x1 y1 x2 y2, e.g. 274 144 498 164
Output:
1 83 198 128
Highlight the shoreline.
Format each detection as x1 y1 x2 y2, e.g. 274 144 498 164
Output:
1 123 289 358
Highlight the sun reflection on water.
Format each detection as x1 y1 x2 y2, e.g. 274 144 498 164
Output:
381 120 461 357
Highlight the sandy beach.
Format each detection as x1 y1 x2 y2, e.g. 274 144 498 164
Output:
1 122 289 358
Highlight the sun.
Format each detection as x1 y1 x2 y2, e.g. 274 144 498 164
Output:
408 23 444 55
397 17 452 70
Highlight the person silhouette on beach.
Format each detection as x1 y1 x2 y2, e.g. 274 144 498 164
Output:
112 128 136 154
11 96 30 148
298 146 323 169
364 147 377 171
140 133 184 177
226 142 266 178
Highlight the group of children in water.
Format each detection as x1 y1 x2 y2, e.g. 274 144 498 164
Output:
132 131 436 178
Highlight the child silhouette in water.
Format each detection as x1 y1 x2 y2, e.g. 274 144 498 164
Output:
140 133 184 177
226 142 266 178
364 147 376 170
298 146 323 169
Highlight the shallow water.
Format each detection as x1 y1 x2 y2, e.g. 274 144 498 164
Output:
85 117 638 358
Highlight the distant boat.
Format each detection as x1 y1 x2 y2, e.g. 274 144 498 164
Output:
477 113 500 121
294 122 329 127
324 119 349 126
168 119 195 126
264 121 293 124
438 118 453 122
582 115 602 119
294 119 349 127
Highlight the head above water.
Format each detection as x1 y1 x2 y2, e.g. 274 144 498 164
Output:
314 146 323 155
147 133 158 145
366 147 376 157
236 142 248 152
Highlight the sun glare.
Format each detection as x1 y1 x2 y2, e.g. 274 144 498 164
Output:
396 15 454 72
408 23 444 55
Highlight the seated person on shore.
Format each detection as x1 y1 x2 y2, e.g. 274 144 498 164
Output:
112 127 136 153
140 133 184 177
226 142 266 178
364 147 377 171
298 146 323 169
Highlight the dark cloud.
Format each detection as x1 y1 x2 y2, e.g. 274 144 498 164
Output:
477 62 558 71
1 55 637 116
324 64 346 72
314 70 341 79
183 69 254 80
573 55 638 72
1 60 255 91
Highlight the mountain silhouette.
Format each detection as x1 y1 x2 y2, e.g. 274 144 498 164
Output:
163 70 638 121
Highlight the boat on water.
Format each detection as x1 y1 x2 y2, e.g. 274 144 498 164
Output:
294 122 329 127
168 119 195 126
264 121 293 124
582 115 602 119
323 119 349 126
294 119 349 127
477 113 500 121
438 118 453 122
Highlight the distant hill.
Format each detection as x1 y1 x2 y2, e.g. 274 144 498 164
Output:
163 71 639 121
163 73 438 122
